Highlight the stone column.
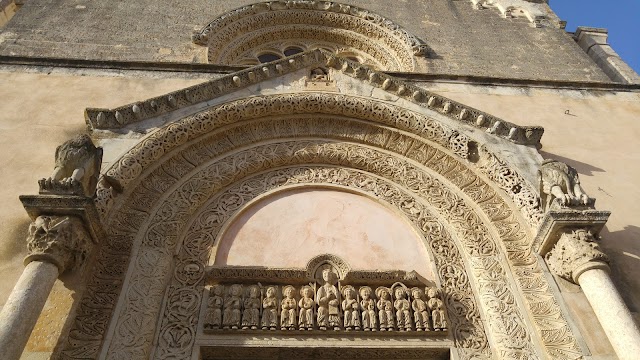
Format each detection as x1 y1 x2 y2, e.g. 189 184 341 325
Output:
545 229 640 360
0 215 91 360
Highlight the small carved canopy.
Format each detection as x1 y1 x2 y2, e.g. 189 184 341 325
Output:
192 1 430 71
306 254 350 281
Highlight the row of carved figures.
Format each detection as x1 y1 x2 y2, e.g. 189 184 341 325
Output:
203 283 447 332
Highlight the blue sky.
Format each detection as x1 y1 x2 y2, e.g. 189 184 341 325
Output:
549 0 639 73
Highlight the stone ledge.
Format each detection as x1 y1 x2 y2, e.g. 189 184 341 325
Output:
533 209 610 256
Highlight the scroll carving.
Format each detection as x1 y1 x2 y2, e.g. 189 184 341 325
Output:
38 134 103 197
545 229 609 283
25 215 92 273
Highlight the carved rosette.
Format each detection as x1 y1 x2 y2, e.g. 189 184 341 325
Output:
545 229 609 284
25 215 92 273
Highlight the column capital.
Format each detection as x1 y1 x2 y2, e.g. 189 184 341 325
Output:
544 229 609 283
24 215 92 273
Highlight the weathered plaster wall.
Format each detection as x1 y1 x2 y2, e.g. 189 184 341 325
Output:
0 69 207 359
213 188 435 280
0 0 610 82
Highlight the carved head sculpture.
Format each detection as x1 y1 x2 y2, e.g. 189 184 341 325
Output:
229 284 242 297
375 287 391 300
300 285 313 299
426 287 438 299
310 67 329 81
411 287 423 300
283 285 295 299
247 285 259 298
359 286 373 300
341 285 356 300
211 284 223 297
265 286 276 298
321 266 338 284
394 287 407 300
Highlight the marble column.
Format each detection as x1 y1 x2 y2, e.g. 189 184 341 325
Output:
545 229 640 360
0 215 91 360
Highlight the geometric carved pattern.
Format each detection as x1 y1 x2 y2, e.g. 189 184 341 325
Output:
62 96 580 360
192 1 430 70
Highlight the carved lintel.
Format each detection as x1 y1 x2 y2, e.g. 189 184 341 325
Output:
24 215 92 273
544 228 609 284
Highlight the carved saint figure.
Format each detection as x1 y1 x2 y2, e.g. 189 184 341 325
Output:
426 287 447 331
411 287 430 331
394 287 412 331
359 286 377 331
316 267 340 330
261 286 278 330
281 285 297 330
539 159 593 211
204 285 224 330
341 285 360 331
376 286 394 331
39 134 103 197
222 284 242 329
241 285 260 329
298 285 315 330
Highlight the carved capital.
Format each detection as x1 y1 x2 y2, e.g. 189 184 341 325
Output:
24 215 92 273
545 229 609 283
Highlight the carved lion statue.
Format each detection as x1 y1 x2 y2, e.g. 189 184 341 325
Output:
538 159 594 211
39 134 103 197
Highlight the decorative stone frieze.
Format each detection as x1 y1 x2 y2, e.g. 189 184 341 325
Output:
545 229 609 283
24 215 92 273
203 266 447 334
470 0 551 27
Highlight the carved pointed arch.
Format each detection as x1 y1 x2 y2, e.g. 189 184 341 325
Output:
191 1 429 71
63 93 583 360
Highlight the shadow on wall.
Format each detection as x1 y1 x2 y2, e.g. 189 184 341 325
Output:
539 150 605 177
600 225 640 314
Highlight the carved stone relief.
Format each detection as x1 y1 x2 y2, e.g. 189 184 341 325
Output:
61 97 582 359
545 229 609 283
539 159 595 212
38 134 103 197
192 1 430 69
24 215 92 273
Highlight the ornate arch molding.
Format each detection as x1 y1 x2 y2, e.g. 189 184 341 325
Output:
191 1 429 70
62 95 582 360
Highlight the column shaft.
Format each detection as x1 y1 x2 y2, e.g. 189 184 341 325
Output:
0 261 59 360
578 268 640 360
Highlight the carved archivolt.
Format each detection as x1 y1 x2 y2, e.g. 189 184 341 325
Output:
192 1 429 70
62 96 581 360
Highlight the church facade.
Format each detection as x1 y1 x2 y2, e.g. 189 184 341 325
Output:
0 1 638 359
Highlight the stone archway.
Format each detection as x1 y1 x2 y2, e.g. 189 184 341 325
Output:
62 94 582 360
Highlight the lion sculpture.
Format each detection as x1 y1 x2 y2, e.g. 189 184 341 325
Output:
39 134 103 197
538 159 594 212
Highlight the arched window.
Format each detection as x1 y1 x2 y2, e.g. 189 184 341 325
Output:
192 2 429 71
